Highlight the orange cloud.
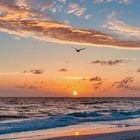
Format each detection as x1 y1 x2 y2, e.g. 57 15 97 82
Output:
0 0 140 49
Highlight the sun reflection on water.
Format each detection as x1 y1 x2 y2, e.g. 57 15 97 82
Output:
74 131 80 136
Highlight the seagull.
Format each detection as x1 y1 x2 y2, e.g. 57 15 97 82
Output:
72 47 86 52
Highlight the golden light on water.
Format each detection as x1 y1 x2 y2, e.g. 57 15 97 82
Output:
74 131 80 136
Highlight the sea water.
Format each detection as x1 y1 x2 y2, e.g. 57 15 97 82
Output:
0 97 140 135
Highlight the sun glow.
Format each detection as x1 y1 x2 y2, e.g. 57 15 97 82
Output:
72 91 78 96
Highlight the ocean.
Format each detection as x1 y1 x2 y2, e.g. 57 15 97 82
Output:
0 97 140 135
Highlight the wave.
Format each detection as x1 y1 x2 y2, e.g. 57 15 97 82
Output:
0 109 140 135
111 110 140 116
0 98 140 135
80 101 109 105
67 112 102 117
0 115 28 121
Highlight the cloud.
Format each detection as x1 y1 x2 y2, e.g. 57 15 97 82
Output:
59 68 68 72
16 80 45 90
90 59 129 66
64 76 85 80
23 69 45 75
30 69 45 74
93 81 102 90
94 0 132 4
103 19 140 41
89 76 103 90
89 76 102 82
16 84 43 90
118 0 132 4
84 14 92 20
93 86 100 90
112 76 140 91
0 72 20 76
67 3 86 17
104 12 140 41
137 69 140 73
0 0 140 49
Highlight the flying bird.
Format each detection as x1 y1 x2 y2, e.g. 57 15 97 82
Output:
72 47 86 52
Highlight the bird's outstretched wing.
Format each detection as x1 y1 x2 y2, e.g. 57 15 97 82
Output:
79 48 86 51
72 47 86 52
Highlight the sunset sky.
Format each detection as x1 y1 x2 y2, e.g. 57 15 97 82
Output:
0 0 140 97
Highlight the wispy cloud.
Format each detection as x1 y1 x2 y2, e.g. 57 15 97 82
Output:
23 69 45 75
104 19 140 40
84 14 92 20
67 3 86 17
89 76 102 82
59 68 68 72
16 80 45 90
16 84 44 90
64 76 85 80
89 76 103 90
112 76 140 91
94 0 132 4
0 72 20 76
90 59 129 66
137 69 140 73
104 11 140 41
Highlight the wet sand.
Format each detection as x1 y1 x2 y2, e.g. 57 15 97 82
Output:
47 129 140 140
1 125 140 140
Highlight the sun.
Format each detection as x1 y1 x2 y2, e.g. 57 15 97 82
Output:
72 91 78 96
